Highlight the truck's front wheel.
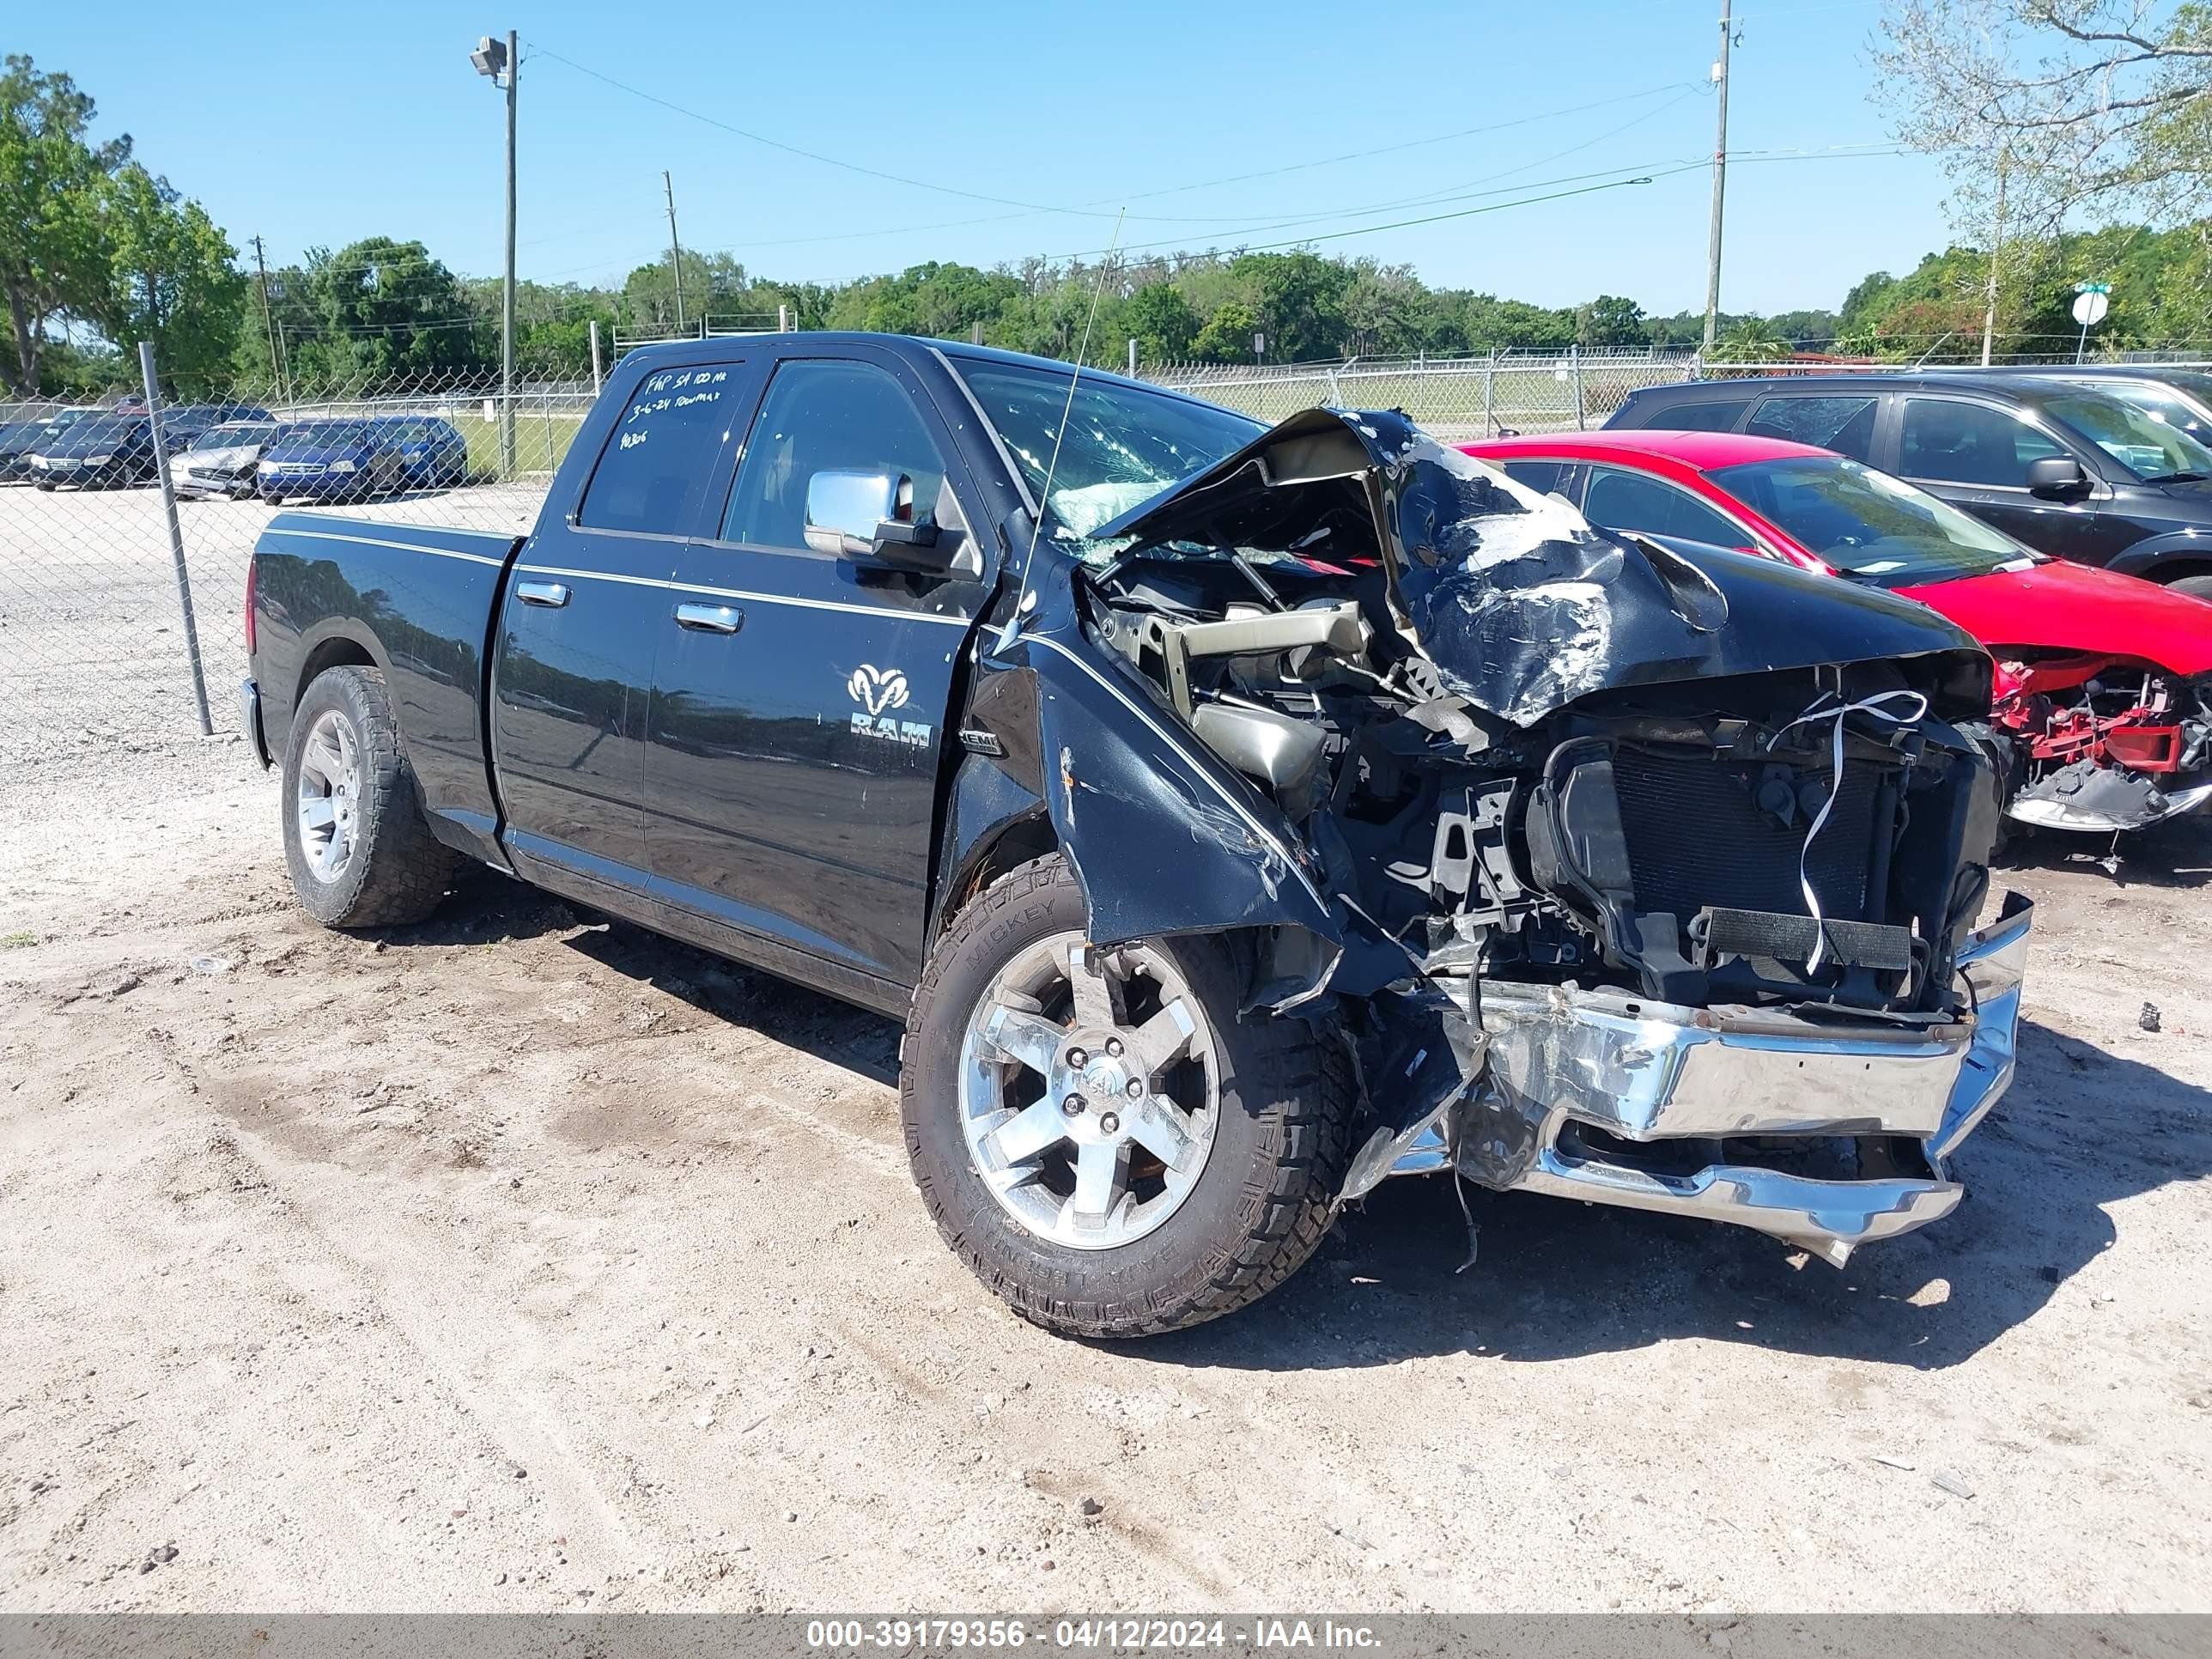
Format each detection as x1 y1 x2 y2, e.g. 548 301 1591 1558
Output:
902 855 1352 1338
280 666 457 927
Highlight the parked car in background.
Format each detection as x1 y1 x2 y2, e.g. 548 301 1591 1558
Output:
157 402 272 455
258 421 406 504
26 415 161 489
0 409 98 483
0 419 50 484
1468 428 2212 833
174 419 281 500
1985 367 2212 448
1607 373 2212 598
374 415 470 490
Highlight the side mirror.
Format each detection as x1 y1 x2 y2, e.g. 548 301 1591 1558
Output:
803 469 950 570
2027 455 2090 498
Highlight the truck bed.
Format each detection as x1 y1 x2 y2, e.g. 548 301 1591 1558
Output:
250 513 525 865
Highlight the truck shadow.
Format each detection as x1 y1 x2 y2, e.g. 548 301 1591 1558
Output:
383 872 2206 1371
373 863 901 1086
1128 1018 2212 1374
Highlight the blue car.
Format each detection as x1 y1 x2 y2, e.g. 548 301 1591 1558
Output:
258 421 407 504
27 414 161 489
374 416 470 490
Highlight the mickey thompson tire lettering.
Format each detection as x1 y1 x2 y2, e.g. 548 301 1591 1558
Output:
900 854 1355 1339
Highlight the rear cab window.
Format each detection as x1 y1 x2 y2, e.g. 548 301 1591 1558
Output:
577 364 739 533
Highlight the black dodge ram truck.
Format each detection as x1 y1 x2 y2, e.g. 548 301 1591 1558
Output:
243 333 2033 1337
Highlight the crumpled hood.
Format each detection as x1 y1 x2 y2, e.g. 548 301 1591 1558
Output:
189 442 262 469
1093 406 1990 726
1899 556 2212 677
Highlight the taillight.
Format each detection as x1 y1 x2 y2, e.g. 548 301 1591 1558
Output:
244 556 258 657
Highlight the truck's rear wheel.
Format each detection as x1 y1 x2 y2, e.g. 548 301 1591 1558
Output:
902 855 1352 1338
2169 574 2212 601
280 666 456 928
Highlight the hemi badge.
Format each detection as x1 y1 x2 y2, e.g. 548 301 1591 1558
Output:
958 727 1006 757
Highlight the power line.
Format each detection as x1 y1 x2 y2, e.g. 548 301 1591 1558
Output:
529 45 1080 216
1066 173 1669 262
526 46 1698 236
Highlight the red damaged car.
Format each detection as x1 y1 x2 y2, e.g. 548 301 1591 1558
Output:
1463 430 2212 835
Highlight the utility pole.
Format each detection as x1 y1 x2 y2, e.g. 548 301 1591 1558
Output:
501 30 518 478
1702 0 1734 352
471 32 519 477
664 171 688 333
251 235 283 398
1979 150 2009 367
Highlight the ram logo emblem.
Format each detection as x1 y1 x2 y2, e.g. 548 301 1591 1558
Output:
848 665 910 716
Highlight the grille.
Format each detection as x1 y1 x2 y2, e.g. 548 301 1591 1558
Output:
1610 745 1881 923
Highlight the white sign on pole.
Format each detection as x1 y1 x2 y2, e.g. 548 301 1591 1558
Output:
2071 290 2111 327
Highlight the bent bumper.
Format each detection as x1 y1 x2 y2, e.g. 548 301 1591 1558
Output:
2008 776 2212 833
1386 893 2034 1264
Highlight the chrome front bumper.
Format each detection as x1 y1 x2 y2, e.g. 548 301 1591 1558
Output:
2008 778 2212 833
1387 893 2033 1265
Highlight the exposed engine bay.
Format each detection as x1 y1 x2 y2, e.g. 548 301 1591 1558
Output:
1019 407 2031 1266
1079 410 2002 1027
1992 651 2212 832
1089 550 1999 1024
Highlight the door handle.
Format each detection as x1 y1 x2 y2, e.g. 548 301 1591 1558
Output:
515 580 570 608
674 603 743 634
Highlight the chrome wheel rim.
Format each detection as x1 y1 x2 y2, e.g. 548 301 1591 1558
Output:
957 931 1219 1251
295 708 362 884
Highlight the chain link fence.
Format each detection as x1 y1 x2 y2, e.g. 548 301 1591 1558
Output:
0 351 583 769
11 341 2212 768
1139 348 1703 438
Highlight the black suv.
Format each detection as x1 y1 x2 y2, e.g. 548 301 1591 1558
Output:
1607 372 2212 598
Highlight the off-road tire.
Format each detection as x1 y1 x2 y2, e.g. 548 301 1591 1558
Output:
281 665 457 928
902 854 1354 1339
2169 574 2212 601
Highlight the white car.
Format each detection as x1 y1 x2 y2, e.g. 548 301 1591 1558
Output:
173 420 281 501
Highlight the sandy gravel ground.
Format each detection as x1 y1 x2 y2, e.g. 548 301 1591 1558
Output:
1 745 2208 1614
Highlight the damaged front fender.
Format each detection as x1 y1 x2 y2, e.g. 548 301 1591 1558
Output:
979 564 1343 974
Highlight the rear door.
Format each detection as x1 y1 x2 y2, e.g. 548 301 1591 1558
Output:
642 345 991 990
491 355 751 900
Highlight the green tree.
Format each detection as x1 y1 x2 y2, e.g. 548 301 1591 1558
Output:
1190 299 1261 363
1876 1 2212 236
1123 282 1198 362
1461 295 1575 350
1715 316 1794 362
92 163 245 393
0 55 129 392
292 237 487 380
1574 294 1647 349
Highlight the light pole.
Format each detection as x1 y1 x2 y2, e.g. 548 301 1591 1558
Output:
1702 0 1733 352
471 31 518 479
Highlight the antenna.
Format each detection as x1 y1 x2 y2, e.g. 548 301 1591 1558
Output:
1012 208 1127 617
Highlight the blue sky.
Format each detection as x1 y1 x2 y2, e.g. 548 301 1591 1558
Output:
24 0 1954 316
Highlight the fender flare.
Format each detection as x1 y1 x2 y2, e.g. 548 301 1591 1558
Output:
2104 534 2212 583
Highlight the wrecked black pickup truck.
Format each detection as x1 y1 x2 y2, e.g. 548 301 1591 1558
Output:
242 333 2033 1338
